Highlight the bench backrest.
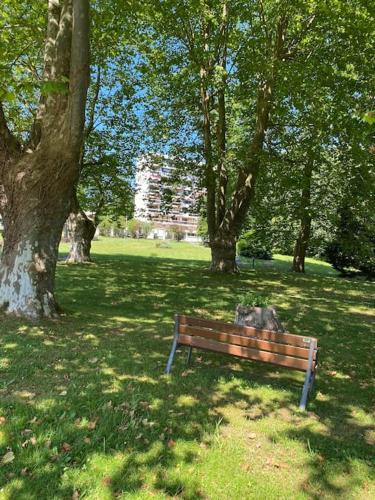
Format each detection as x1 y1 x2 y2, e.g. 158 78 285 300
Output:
176 315 318 372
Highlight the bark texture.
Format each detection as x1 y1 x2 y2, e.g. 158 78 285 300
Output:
210 235 238 273
292 162 313 273
66 196 96 263
0 0 90 318
235 305 286 332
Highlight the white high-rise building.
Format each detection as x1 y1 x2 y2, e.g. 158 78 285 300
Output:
134 157 202 241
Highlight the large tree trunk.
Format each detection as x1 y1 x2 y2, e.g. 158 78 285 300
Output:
292 162 313 273
0 154 73 318
210 235 238 273
0 0 90 319
66 197 96 263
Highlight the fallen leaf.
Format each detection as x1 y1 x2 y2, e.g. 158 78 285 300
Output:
0 416 6 425
84 437 91 444
30 436 37 446
59 390 67 396
61 442 72 452
89 357 98 364
21 429 33 436
74 418 82 427
167 439 176 448
21 467 29 476
29 417 42 425
159 433 165 441
72 490 80 499
1 451 15 465
21 440 30 448
249 432 257 440
102 476 112 486
88 420 97 430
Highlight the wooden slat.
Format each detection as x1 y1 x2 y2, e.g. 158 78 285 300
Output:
178 334 310 371
178 324 315 360
178 315 316 348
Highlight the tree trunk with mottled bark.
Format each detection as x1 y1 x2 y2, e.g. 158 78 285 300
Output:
0 152 74 317
66 196 96 263
210 235 238 273
0 0 90 318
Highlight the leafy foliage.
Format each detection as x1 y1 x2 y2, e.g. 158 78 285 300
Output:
325 206 375 277
237 230 273 260
238 291 272 308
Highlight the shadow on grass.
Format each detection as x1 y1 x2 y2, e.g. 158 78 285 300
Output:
0 252 374 498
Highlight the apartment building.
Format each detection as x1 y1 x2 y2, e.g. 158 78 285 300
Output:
134 157 202 241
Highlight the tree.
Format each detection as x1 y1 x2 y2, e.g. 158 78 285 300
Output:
326 205 375 278
66 50 137 262
139 0 341 272
0 0 89 318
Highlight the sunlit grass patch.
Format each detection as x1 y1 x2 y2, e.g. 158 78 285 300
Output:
0 238 374 498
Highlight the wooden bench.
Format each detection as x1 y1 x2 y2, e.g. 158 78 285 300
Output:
165 315 319 410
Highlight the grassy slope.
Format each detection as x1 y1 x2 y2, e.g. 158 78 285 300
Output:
0 238 374 499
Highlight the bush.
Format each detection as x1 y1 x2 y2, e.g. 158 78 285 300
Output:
197 217 209 245
238 292 271 307
141 222 154 238
127 219 143 238
237 231 272 260
127 219 154 239
325 207 375 278
168 225 185 241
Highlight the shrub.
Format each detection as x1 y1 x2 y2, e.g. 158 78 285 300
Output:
325 206 375 278
127 219 154 238
197 216 209 245
237 231 272 260
168 225 185 241
238 292 271 307
141 221 154 238
127 219 143 238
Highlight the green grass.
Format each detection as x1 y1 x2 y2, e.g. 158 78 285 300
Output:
0 237 374 499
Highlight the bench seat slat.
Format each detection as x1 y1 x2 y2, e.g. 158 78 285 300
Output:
178 315 315 348
178 334 310 371
178 324 316 360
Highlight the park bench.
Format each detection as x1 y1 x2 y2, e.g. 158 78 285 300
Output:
165 315 319 410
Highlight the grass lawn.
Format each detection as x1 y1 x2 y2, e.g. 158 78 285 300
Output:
0 238 374 499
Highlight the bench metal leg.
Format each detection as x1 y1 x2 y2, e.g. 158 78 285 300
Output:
165 316 180 374
186 346 193 366
299 370 313 410
299 339 317 410
165 336 178 374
